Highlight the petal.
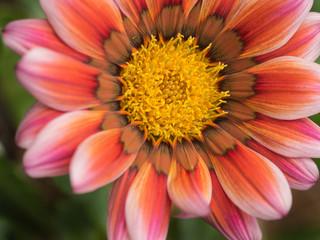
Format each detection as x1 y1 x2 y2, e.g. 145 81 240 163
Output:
145 0 198 40
242 114 320 158
200 0 244 21
125 162 171 240
107 169 137 240
236 57 320 120
16 102 63 149
167 139 212 216
16 48 107 111
247 141 319 190
40 0 125 61
2 19 88 61
256 12 320 62
224 0 313 58
70 125 146 193
204 171 262 240
146 0 197 21
203 126 292 220
219 119 319 190
23 110 106 178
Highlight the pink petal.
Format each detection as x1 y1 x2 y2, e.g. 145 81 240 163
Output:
219 119 320 191
242 115 320 158
16 48 103 111
203 126 292 220
40 0 125 61
167 139 212 216
16 102 63 149
70 125 145 193
107 169 137 240
125 162 171 240
204 171 262 240
23 110 106 178
256 12 320 62
243 57 320 120
224 0 313 58
2 18 88 61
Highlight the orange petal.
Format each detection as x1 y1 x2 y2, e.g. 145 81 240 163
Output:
70 125 146 193
203 126 292 220
23 110 106 178
16 102 63 149
243 57 320 120
107 169 137 240
219 119 319 190
16 48 104 111
40 0 125 61
256 12 320 62
200 0 244 21
247 141 319 190
2 19 88 61
204 171 262 240
224 0 312 58
167 139 211 216
125 162 171 240
242 114 320 158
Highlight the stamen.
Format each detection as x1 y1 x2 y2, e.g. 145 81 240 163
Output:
120 34 229 141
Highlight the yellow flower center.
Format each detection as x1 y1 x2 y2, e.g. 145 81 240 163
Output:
120 34 229 141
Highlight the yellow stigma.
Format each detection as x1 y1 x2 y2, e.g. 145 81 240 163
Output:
120 34 229 141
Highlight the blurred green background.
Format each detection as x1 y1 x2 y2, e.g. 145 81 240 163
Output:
0 0 320 239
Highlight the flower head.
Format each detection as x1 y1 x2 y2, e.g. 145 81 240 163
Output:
3 0 320 239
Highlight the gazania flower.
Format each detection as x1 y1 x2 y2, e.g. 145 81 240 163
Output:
3 0 320 239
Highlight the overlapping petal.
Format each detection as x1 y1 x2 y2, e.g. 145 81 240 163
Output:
221 57 320 120
218 119 320 190
16 48 113 111
39 0 126 61
242 114 320 158
107 169 137 240
2 19 88 62
125 162 171 240
203 126 292 220
224 0 313 58
16 102 63 148
23 110 106 178
256 12 320 62
205 171 262 240
70 125 146 193
168 139 212 216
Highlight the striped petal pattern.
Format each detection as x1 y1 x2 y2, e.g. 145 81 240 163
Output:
125 162 171 240
205 171 262 240
203 126 292 220
168 139 212 216
23 110 106 177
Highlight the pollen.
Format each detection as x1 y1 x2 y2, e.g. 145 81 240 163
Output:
120 34 229 141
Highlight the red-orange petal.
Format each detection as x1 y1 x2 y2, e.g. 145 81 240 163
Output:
242 114 320 158
23 110 106 178
203 126 292 220
243 57 320 120
219 119 319 190
204 171 262 240
224 0 312 58
70 125 145 193
168 139 212 216
2 19 88 61
40 0 125 61
16 102 63 149
16 48 102 111
255 12 320 62
125 162 171 240
107 169 137 240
